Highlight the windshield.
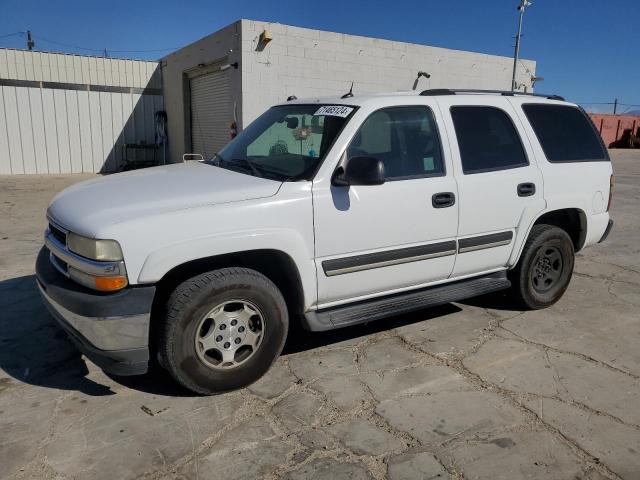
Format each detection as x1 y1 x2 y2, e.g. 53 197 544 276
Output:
206 104 356 181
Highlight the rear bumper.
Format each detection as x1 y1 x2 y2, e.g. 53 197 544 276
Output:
36 246 155 376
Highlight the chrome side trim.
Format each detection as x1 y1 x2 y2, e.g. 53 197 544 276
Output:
326 249 457 277
45 230 127 277
458 240 511 253
322 241 457 277
458 231 514 254
458 239 512 253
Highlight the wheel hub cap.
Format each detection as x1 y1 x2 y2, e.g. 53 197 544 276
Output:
531 246 563 293
195 300 264 370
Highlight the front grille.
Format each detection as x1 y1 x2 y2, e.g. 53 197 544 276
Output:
49 223 67 245
50 253 69 275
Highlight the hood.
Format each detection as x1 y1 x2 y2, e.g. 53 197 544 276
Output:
47 162 282 236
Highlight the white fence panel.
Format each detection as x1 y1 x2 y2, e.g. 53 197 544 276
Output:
41 88 60 174
15 87 37 174
0 85 162 174
2 87 24 173
0 87 11 174
65 91 83 173
27 88 48 174
54 90 72 173
77 90 94 173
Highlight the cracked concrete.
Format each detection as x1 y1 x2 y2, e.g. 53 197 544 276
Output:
1 150 639 479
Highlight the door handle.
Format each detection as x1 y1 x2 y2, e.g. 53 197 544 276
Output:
432 192 456 208
517 182 536 197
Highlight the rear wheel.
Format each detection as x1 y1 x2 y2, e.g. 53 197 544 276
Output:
509 224 575 309
159 267 288 395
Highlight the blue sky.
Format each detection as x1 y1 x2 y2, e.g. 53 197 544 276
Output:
2 0 639 112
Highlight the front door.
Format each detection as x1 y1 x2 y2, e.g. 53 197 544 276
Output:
312 102 459 307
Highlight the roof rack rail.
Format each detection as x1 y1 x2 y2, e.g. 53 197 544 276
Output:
419 88 565 101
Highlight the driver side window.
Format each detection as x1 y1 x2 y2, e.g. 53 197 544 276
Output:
347 106 444 180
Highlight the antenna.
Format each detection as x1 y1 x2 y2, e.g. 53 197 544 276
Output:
341 82 354 99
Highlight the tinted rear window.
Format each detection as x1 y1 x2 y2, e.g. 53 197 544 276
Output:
451 106 528 174
522 104 607 162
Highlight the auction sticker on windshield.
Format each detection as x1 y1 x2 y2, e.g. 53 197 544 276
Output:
314 106 354 117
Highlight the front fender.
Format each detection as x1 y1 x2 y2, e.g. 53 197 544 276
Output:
137 228 317 308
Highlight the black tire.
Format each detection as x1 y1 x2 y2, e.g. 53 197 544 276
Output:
159 267 288 395
509 224 575 310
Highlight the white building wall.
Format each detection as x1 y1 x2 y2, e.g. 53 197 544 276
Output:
240 20 536 125
161 19 537 164
0 49 162 174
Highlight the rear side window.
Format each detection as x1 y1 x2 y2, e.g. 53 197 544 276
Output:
451 106 528 174
522 104 607 162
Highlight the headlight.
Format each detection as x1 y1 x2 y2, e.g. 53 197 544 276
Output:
67 233 124 261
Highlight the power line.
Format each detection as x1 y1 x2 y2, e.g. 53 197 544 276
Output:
36 35 181 54
0 31 24 40
577 102 640 107
0 32 181 55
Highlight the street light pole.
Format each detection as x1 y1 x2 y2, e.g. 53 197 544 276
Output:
511 0 531 92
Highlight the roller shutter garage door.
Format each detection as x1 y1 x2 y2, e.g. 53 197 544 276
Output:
190 69 231 159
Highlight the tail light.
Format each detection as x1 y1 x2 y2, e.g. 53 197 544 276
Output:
607 174 614 212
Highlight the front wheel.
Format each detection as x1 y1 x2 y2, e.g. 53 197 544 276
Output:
509 224 575 310
159 267 288 395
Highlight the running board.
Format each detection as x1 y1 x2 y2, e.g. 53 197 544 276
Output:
304 271 510 331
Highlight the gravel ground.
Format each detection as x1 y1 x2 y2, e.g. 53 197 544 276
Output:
0 150 639 479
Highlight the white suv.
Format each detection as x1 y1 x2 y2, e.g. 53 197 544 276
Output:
36 89 614 394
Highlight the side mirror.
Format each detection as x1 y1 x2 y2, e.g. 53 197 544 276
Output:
332 156 385 187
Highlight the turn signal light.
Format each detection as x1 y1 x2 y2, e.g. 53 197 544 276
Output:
94 276 128 292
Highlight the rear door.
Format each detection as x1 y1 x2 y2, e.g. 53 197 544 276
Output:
312 100 459 307
438 97 545 277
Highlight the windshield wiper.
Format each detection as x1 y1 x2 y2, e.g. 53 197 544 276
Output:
212 155 263 178
226 158 264 178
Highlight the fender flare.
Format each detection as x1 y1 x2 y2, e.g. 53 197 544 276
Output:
136 228 317 307
509 204 588 267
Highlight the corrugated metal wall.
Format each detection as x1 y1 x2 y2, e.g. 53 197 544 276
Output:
0 49 163 174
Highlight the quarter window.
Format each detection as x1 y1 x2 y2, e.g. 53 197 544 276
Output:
347 106 444 180
522 104 607 162
451 106 528 174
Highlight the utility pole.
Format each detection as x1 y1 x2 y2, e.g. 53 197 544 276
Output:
613 98 618 115
511 0 532 92
26 30 34 51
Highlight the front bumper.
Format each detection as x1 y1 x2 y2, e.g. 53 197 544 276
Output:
36 247 155 376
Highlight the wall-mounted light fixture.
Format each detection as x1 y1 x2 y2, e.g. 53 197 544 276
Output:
220 62 239 71
256 30 272 52
412 71 431 90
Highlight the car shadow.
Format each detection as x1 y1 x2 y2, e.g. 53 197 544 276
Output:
282 303 462 355
456 288 523 311
0 275 116 396
0 273 512 397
